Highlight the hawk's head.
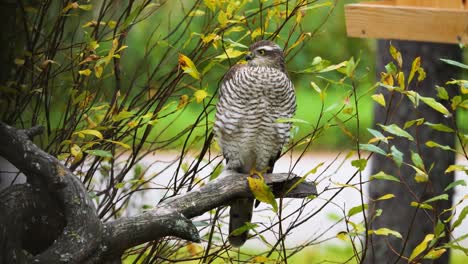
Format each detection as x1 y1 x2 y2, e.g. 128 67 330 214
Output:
246 40 285 71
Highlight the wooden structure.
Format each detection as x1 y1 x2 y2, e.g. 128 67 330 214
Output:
344 0 468 44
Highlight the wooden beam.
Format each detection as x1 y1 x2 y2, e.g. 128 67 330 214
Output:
345 1 468 44
396 0 464 9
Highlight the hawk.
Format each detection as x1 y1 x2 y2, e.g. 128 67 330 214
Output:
214 40 296 247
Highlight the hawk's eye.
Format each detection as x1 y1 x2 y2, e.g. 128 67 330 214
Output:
257 49 265 55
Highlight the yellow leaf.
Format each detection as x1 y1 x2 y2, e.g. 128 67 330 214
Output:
445 165 468 173
424 248 446 259
74 129 103 139
336 231 349 241
14 58 25 65
189 9 205 16
106 140 131 149
177 95 190 109
217 10 228 27
376 193 395 201
408 57 421 85
409 234 434 262
186 242 203 256
94 65 103 78
247 176 278 212
70 144 83 164
381 72 394 87
368 228 402 238
204 0 216 12
107 20 116 29
397 71 405 90
215 48 245 60
251 28 262 40
78 4 92 11
127 120 138 128
79 69 92 76
194 89 208 103
201 33 219 45
251 256 271 263
178 54 200 80
389 43 402 68
62 2 79 13
295 10 303 24
371 93 386 107
89 40 99 50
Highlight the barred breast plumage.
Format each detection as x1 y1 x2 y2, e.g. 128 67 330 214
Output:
214 40 296 247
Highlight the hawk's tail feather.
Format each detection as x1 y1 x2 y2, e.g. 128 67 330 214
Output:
229 198 254 247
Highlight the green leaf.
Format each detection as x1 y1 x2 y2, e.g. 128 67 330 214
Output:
112 110 135 122
452 206 468 230
440 58 468 70
424 122 454 133
385 62 397 75
419 96 451 116
425 141 455 152
436 86 449 100
115 182 125 189
230 222 258 236
411 151 424 170
409 234 434 262
370 171 400 182
390 145 403 167
451 95 462 110
85 149 113 158
209 164 223 181
368 228 402 239
247 176 278 212
78 4 92 11
423 194 448 204
367 128 388 144
444 180 466 192
346 57 356 77
403 118 425 129
434 220 445 238
317 61 348 73
359 144 387 156
378 124 414 141
411 201 434 210
348 204 368 217
351 158 367 171
276 117 310 125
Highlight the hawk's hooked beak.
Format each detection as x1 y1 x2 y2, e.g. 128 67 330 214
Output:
245 52 254 61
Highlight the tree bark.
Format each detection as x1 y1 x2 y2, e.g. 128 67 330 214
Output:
365 40 460 264
0 122 317 263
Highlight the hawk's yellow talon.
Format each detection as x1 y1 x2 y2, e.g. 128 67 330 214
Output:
249 168 269 180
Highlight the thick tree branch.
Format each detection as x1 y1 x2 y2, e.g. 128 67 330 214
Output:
0 122 102 263
102 171 317 255
0 122 317 263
